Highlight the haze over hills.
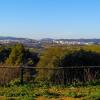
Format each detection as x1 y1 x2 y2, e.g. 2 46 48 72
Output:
0 36 100 40
0 36 100 41
0 36 100 47
0 36 35 40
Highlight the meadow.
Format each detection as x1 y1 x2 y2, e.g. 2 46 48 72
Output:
0 82 100 100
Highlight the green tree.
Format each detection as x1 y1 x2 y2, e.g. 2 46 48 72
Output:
0 46 11 64
6 44 25 66
35 47 69 82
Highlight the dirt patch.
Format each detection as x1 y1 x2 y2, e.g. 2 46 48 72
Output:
36 96 47 100
59 97 83 100
0 96 6 100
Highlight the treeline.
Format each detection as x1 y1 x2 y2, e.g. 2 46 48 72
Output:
35 47 100 82
1 44 100 84
1 44 100 67
37 47 100 67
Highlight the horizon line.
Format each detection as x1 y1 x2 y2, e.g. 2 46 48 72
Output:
0 36 100 40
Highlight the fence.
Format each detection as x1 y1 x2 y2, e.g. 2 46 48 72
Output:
0 66 100 85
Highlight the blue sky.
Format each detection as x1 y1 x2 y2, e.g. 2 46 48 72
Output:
0 0 100 39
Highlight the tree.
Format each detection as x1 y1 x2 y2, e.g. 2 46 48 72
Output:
61 49 100 66
24 49 39 66
0 46 11 64
5 44 25 66
35 47 69 82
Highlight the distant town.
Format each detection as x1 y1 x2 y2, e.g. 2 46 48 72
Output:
0 37 100 48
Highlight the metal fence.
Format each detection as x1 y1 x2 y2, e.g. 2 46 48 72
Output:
0 66 100 85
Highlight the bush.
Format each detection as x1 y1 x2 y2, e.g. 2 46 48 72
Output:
9 79 21 86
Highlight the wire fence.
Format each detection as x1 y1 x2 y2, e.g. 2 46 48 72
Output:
0 66 100 85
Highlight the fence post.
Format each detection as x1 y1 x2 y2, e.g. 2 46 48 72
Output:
20 65 24 84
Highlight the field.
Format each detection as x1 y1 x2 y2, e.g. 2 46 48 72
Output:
0 83 100 100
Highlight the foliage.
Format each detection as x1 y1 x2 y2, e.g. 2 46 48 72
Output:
24 49 39 66
61 49 100 66
35 47 69 82
1 44 100 85
35 47 100 83
0 46 11 64
5 44 25 66
9 78 21 86
0 84 100 100
0 44 39 66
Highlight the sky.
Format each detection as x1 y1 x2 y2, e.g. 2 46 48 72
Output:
0 0 100 39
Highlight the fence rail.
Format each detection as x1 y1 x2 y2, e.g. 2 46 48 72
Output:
0 66 100 85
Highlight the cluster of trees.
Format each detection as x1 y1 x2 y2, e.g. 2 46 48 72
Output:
35 47 100 83
1 44 100 83
0 44 39 66
1 45 100 67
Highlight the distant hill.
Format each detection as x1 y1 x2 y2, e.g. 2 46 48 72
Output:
0 36 17 40
0 36 100 45
0 36 37 41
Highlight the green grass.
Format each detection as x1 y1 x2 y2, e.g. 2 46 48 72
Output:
0 83 100 100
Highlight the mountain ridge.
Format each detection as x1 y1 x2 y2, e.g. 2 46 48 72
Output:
0 36 100 43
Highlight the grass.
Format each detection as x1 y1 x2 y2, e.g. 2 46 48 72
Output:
0 83 100 100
